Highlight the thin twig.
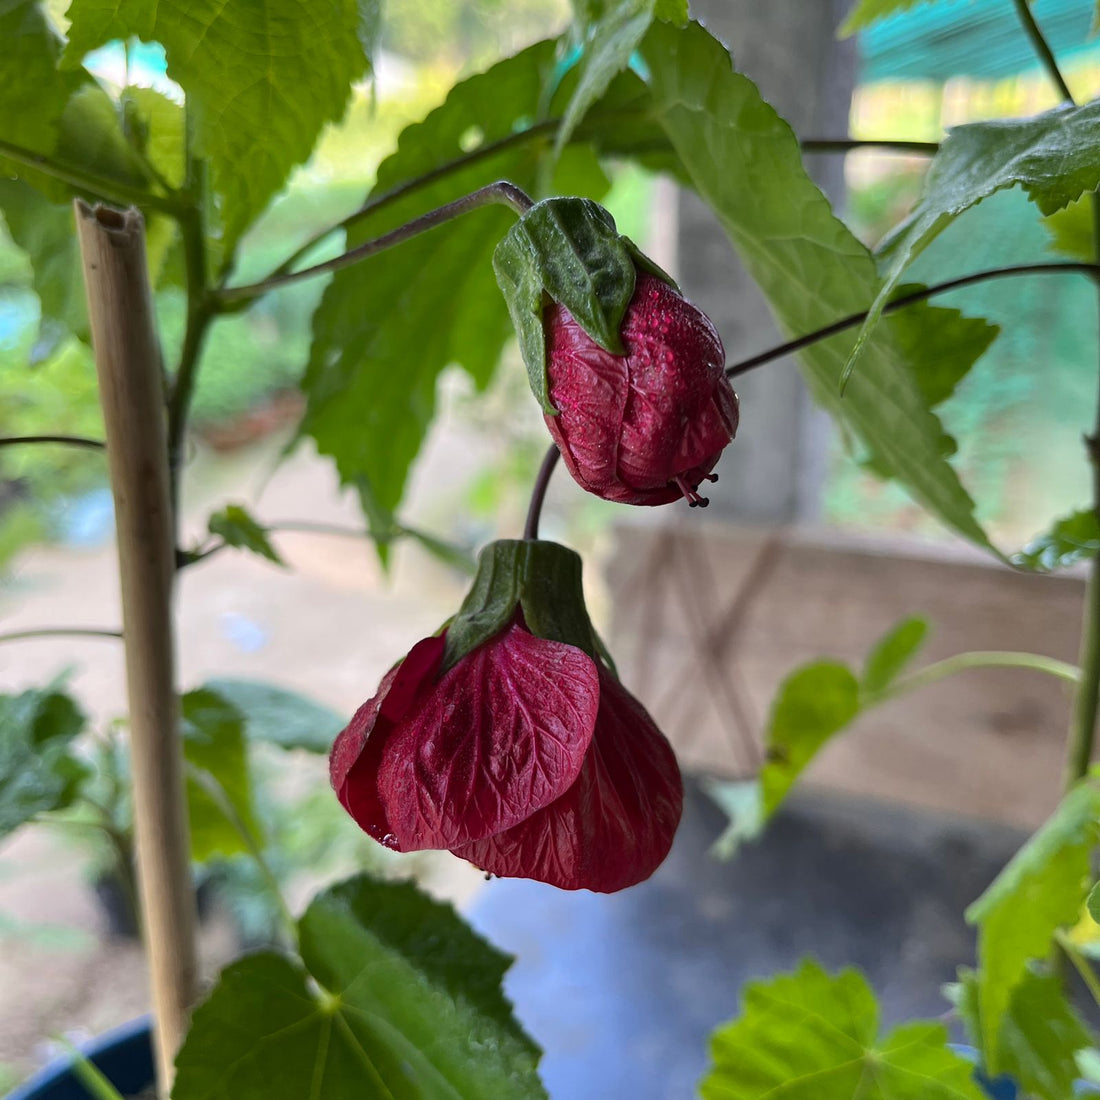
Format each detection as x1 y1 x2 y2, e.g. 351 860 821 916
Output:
217 181 535 305
523 445 561 541
800 138 939 154
1012 0 1075 103
0 138 180 214
0 435 105 451
726 262 1100 378
0 627 122 644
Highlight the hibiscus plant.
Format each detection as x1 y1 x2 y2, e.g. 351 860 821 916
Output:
3 0 1100 1098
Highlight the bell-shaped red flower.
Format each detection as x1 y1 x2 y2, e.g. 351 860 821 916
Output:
545 274 739 507
329 540 683 892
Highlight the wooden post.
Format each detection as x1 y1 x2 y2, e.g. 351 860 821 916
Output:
75 201 198 1095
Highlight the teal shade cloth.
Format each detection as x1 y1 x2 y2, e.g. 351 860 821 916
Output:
858 0 1098 83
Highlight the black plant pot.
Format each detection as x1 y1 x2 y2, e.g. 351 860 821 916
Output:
4 1017 154 1100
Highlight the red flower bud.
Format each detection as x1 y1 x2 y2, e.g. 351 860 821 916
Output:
330 622 682 892
544 274 739 507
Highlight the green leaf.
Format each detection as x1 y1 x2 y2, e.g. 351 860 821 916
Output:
1089 881 1100 924
839 0 935 36
181 688 261 863
700 959 985 1100
302 41 610 519
207 504 284 566
636 21 996 554
201 678 344 753
0 1 84 156
760 662 861 817
1012 508 1100 572
1042 192 1094 261
702 778 764 860
63 0 375 254
861 616 929 696
555 0 659 155
493 196 636 411
966 779 1100 1072
0 687 88 837
174 875 546 1099
848 102 1100 389
998 970 1093 1100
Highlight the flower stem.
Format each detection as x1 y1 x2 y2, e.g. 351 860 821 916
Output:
524 445 561 541
0 434 105 450
216 181 535 306
726 262 1100 379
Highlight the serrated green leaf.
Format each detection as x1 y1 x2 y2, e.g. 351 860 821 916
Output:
302 41 610 520
653 0 687 22
555 0 658 155
839 0 936 36
174 875 546 1099
1013 508 1100 572
1089 882 1100 924
63 0 374 255
760 661 861 817
998 970 1093 1100
181 688 261 863
966 779 1100 1072
201 678 344 753
0 687 88 837
861 616 929 696
848 102 1100 389
636 21 996 554
701 959 985 1100
1042 191 1094 261
207 504 284 566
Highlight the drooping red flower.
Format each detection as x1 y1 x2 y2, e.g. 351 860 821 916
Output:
330 541 683 892
544 274 739 507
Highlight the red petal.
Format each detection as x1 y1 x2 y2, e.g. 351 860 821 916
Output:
454 667 683 892
378 623 599 850
329 633 446 843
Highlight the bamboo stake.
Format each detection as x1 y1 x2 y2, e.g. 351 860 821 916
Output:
75 200 198 1095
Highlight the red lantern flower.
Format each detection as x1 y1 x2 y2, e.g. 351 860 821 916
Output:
544 274 739 507
329 541 683 892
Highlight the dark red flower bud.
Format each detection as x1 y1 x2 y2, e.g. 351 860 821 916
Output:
330 540 683 892
544 274 739 507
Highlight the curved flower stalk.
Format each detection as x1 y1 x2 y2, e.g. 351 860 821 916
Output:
330 540 683 892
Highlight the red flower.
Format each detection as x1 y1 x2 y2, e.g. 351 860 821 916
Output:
544 274 739 507
330 622 682 892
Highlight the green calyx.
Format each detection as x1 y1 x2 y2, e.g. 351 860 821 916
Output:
492 196 677 415
441 539 610 673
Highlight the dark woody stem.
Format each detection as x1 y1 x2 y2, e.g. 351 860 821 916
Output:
217 181 535 306
0 434 106 450
726 262 1100 378
524 445 561 541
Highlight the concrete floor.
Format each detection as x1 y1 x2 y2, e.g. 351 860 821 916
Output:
469 778 1024 1100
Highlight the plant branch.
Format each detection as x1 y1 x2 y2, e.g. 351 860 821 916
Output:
726 263 1100 378
1056 931 1100 1005
800 138 939 154
0 627 122 644
869 650 1080 707
524 445 561 541
1012 0 1075 103
0 138 180 214
0 434 105 451
217 181 535 305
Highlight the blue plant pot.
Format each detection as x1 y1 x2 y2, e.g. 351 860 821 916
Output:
4 1018 154 1100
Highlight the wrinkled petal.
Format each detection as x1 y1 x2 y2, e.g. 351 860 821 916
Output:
329 633 446 843
454 667 683 892
544 274 737 506
378 623 599 851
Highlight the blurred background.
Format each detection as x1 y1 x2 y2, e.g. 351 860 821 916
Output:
2 0 1099 1095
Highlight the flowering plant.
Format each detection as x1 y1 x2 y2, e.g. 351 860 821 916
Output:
2 1 1100 1099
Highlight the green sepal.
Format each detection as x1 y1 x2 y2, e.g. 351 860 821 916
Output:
622 235 679 291
441 539 605 672
492 197 640 414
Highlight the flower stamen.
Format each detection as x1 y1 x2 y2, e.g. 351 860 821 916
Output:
675 476 710 508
